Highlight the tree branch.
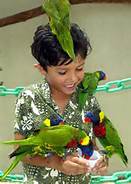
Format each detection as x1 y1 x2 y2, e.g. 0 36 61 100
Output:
0 0 130 28
0 7 43 28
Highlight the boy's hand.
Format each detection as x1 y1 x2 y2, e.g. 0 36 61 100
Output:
91 155 108 175
61 154 90 175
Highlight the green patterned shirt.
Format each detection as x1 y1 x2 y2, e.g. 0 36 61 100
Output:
14 78 101 184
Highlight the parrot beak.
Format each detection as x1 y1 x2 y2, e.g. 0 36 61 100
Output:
104 75 107 80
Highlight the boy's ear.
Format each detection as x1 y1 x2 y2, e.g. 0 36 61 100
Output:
34 64 46 75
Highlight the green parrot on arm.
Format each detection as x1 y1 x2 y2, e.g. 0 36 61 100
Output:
42 0 75 59
76 71 106 111
0 124 89 181
84 111 128 166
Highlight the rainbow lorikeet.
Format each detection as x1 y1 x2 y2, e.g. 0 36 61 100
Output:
84 111 128 166
0 124 90 181
76 71 106 111
42 0 75 59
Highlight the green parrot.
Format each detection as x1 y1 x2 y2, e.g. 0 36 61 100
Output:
42 0 75 59
76 71 106 111
99 115 128 166
0 124 89 180
84 111 128 166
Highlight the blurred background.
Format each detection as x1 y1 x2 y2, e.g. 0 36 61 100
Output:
0 0 131 176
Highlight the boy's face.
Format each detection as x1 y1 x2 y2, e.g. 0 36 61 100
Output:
38 55 85 96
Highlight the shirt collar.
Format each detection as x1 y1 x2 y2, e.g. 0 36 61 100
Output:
40 78 52 104
40 78 78 114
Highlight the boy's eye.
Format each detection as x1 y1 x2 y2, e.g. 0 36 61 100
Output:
58 71 66 75
77 67 83 71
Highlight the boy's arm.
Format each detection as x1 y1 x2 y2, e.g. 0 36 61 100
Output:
14 133 90 175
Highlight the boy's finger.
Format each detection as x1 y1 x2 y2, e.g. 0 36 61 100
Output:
63 160 89 175
71 157 90 167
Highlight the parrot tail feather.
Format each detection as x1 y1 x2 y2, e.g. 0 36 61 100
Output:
119 143 128 166
105 145 128 166
2 138 39 146
122 155 128 166
0 153 26 181
9 149 19 159
117 152 128 166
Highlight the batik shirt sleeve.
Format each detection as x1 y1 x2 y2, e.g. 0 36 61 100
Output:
14 89 41 137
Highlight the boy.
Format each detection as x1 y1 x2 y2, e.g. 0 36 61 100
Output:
14 23 108 183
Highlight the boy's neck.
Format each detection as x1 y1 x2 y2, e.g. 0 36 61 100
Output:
51 91 71 114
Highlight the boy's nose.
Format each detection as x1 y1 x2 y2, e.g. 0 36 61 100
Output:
69 73 78 83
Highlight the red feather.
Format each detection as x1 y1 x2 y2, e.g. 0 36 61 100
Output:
66 139 78 148
93 123 106 137
84 117 92 123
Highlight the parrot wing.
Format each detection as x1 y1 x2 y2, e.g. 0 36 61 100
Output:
42 0 75 59
38 125 81 146
82 72 97 90
2 125 75 147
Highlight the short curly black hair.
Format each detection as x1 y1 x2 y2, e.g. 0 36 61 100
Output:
31 23 92 70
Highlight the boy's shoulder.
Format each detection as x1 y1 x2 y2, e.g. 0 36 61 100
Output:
85 95 101 113
18 79 48 99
